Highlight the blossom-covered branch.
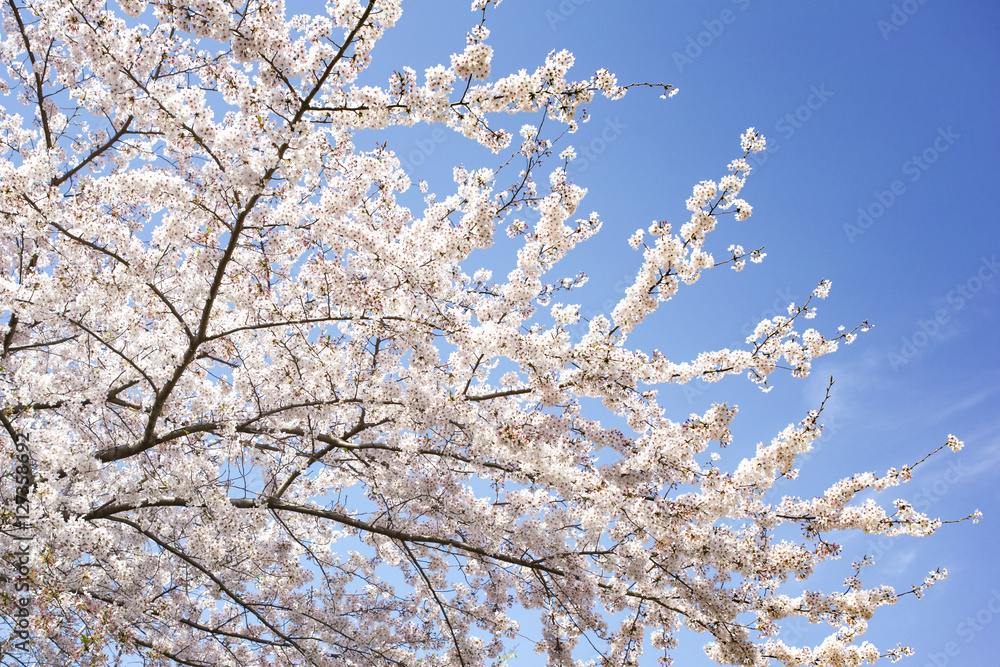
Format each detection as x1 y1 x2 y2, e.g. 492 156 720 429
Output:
0 1 976 665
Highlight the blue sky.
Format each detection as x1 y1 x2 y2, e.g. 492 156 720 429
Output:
345 1 1000 664
3 0 993 664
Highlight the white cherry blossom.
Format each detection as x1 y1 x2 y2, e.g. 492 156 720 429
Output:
0 2 977 666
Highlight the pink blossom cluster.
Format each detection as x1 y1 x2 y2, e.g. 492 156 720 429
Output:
0 1 976 666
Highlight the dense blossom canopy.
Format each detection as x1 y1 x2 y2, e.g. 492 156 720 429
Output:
0 1 978 665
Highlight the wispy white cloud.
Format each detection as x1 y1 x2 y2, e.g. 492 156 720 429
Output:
932 380 1000 422
885 548 918 574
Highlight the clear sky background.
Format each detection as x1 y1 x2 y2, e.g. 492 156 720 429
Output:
330 1 1000 664
5 0 994 664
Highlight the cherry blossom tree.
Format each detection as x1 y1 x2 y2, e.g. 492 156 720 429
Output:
0 1 979 665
